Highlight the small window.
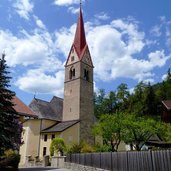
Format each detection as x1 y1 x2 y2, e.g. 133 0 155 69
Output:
69 70 72 79
71 56 74 61
43 147 46 156
72 69 75 77
84 69 89 81
44 134 47 142
52 134 55 140
69 67 75 79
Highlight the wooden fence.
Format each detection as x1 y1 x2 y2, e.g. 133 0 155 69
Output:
65 150 171 171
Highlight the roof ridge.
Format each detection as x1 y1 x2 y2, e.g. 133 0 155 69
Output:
41 122 59 131
33 98 50 104
12 96 36 117
61 119 80 123
50 96 63 102
162 100 171 110
41 120 80 133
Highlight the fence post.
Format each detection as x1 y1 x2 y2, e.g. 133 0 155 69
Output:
111 152 113 171
150 150 154 171
84 153 85 166
100 152 101 169
91 153 93 167
78 153 80 164
126 151 129 171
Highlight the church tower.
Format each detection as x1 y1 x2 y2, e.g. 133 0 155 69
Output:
63 3 94 144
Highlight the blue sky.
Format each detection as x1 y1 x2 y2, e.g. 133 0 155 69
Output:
0 0 171 105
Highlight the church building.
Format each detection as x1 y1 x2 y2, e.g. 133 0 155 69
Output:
17 3 95 166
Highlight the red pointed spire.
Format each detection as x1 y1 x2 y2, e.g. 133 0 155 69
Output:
73 5 87 58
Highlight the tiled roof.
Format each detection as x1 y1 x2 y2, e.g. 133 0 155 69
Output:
41 120 80 133
29 96 63 121
162 100 171 110
12 96 36 117
73 6 87 58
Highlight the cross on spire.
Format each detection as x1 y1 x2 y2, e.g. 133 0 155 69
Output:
80 0 83 9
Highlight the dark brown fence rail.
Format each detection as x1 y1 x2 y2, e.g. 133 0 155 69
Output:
65 150 171 171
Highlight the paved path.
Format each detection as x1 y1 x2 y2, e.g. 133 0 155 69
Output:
19 167 72 171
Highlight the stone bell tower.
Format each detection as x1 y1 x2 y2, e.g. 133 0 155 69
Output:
63 3 94 144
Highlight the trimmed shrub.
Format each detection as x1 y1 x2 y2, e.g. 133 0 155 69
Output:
50 138 66 156
81 143 94 153
67 143 83 154
94 144 112 152
67 142 94 154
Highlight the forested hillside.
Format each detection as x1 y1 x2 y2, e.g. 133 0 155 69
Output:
94 68 171 119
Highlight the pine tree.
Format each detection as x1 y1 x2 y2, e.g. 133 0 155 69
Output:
0 53 22 156
128 81 147 116
144 83 157 116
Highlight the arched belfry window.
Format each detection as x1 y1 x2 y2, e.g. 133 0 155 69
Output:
84 69 89 81
69 67 75 79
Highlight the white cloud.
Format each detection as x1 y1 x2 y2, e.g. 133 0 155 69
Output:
16 69 64 97
93 82 99 94
148 50 171 67
68 7 79 14
0 29 57 67
55 18 171 82
111 19 145 54
55 25 76 58
54 0 82 6
153 17 171 48
0 23 65 95
150 25 162 37
162 74 167 81
95 12 110 21
34 16 46 29
13 0 34 20
1 13 170 96
165 25 171 47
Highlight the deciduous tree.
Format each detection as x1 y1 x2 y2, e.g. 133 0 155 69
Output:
116 83 130 112
92 114 123 151
121 114 164 151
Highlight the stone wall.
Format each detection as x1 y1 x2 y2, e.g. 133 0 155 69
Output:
64 162 110 171
51 156 66 168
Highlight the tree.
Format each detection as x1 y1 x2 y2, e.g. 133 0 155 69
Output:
128 81 147 116
166 68 171 82
0 54 22 156
143 83 157 116
92 114 123 151
116 83 130 112
121 114 164 151
163 123 171 142
50 138 66 156
103 91 117 114
155 68 171 101
94 90 117 118
93 111 166 151
94 89 106 118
